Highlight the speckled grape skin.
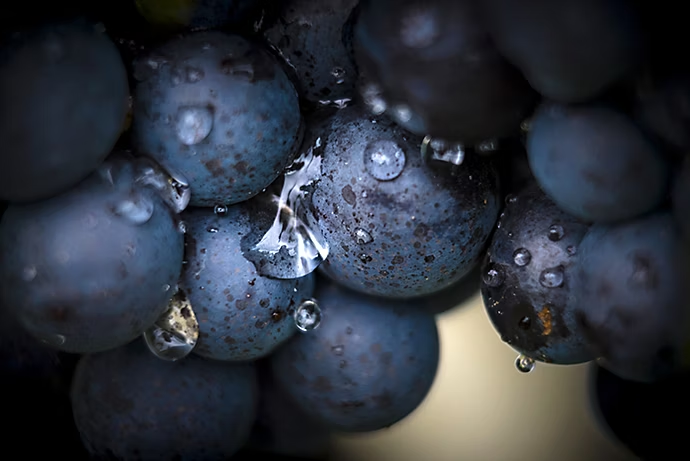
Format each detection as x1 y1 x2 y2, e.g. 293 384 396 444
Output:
71 339 258 460
0 20 129 203
312 105 501 298
480 183 594 364
0 154 184 354
181 206 315 362
574 212 690 383
132 30 302 207
270 279 440 432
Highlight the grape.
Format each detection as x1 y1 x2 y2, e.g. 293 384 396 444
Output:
0 153 184 353
481 183 593 365
131 30 302 207
270 278 439 432
574 212 690 382
0 19 129 202
527 101 669 223
312 105 501 298
353 0 536 144
263 0 359 107
480 0 641 103
180 206 315 362
591 364 690 460
71 338 258 460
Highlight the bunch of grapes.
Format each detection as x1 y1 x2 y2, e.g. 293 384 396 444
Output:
0 0 687 459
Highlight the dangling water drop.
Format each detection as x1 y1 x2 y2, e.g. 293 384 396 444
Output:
513 248 532 267
112 192 154 225
539 266 565 288
175 106 214 146
364 140 406 181
294 299 322 332
242 138 329 279
143 288 200 362
515 354 535 373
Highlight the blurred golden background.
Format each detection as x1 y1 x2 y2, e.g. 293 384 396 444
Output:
329 293 639 461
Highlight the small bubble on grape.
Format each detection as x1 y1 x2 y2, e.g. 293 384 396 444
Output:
513 248 532 266
294 299 322 332
539 266 564 288
364 140 406 181
175 106 214 146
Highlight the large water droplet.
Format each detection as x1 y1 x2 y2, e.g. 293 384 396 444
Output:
364 140 406 181
143 288 199 362
515 354 535 373
482 263 505 287
539 266 564 288
134 157 191 213
513 248 532 267
354 228 373 245
242 139 329 279
362 82 387 115
176 106 214 146
112 192 154 225
548 224 565 242
294 299 322 332
421 136 465 166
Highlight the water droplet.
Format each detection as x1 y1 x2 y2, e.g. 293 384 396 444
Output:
566 245 577 256
22 266 37 282
513 248 532 267
354 228 373 245
477 139 498 153
40 334 66 347
505 194 517 205
548 224 564 242
177 221 187 234
162 284 171 292
400 7 440 48
358 253 372 263
206 226 219 233
392 105 413 123
539 266 564 288
362 82 387 115
112 192 154 225
294 299 321 332
421 136 465 166
242 140 329 279
515 354 535 373
331 66 346 84
175 106 213 146
482 263 505 287
186 67 204 83
143 288 199 362
133 157 191 213
133 55 167 81
519 316 531 330
214 205 228 216
364 140 406 181
332 345 345 355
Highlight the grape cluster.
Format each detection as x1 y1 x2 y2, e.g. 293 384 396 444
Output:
0 0 686 459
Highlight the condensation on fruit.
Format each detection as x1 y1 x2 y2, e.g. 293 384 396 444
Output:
144 287 200 362
363 139 406 181
420 135 465 166
294 298 322 332
242 138 329 280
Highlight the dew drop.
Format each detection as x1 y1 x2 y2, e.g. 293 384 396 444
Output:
242 140 329 279
354 228 373 245
331 66 346 84
162 284 171 292
362 82 387 115
505 194 517 205
364 140 406 181
421 136 465 166
294 299 322 332
144 288 199 361
112 193 154 225
40 334 66 347
176 106 214 146
515 354 535 373
206 226 219 233
133 157 191 213
177 221 187 234
513 248 532 267
539 266 564 288
214 205 228 216
482 263 505 287
392 105 413 123
331 345 345 356
548 224 565 242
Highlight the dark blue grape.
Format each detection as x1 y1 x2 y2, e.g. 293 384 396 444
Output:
0 20 129 202
270 278 439 432
480 0 641 103
312 105 501 298
0 153 184 353
263 0 360 105
132 30 302 207
353 0 536 144
527 101 669 223
574 212 690 382
71 339 258 460
180 206 315 361
480 183 593 365
591 364 690 460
